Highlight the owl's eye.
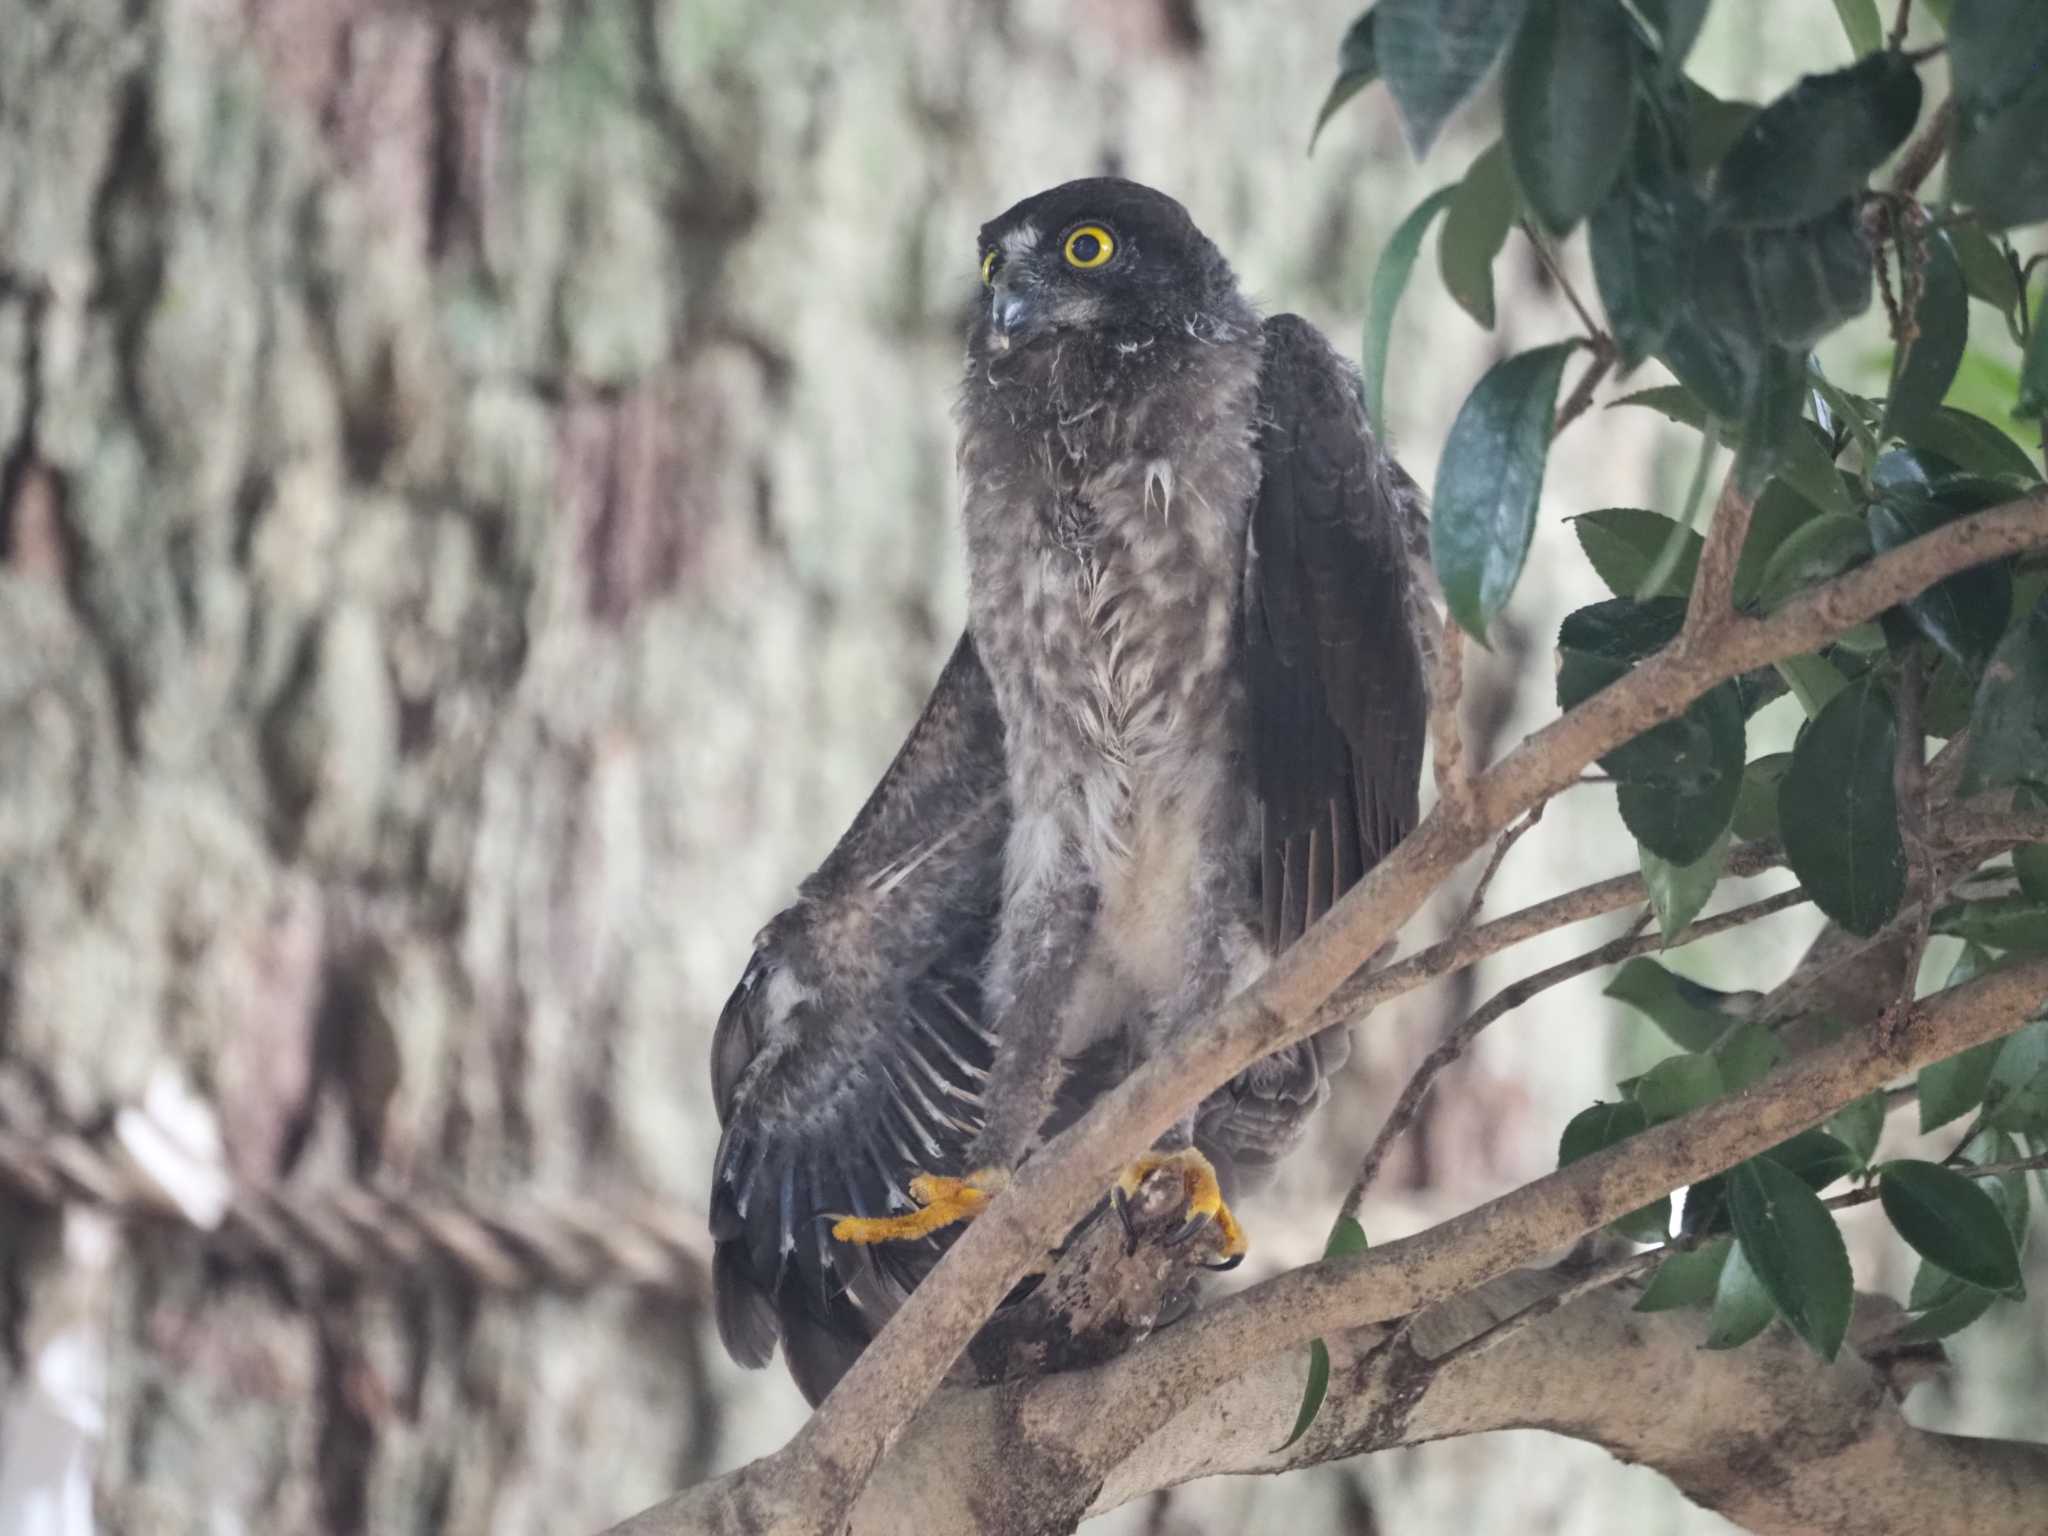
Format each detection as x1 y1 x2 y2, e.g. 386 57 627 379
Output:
981 249 999 287
1063 225 1115 270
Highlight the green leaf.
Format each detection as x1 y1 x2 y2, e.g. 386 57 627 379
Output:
1683 83 1761 169
1932 894 2048 953
1896 1273 1999 1340
1735 348 1814 499
1704 1237 1779 1348
1502 0 1637 234
1775 652 1851 717
1659 300 1764 421
1559 1099 1671 1242
1908 406 2042 482
1947 1 2048 229
1734 482 1827 607
1728 1157 1854 1360
1883 231 1969 444
1590 109 1701 367
1439 141 1520 329
1984 1018 2048 1133
1279 1214 1372 1449
1828 1091 1888 1167
1636 1236 1732 1312
1868 491 2014 676
1959 594 2048 798
1921 945 2004 1131
1714 53 1923 228
1642 831 1730 944
1311 12 1382 151
1432 342 1578 639
1606 956 1747 1052
1377 0 1532 157
1830 0 1884 55
1731 753 1792 841
1756 513 1873 611
1879 1159 2026 1294
1949 223 2021 316
1715 1020 1786 1093
1635 0 1709 77
2021 296 2048 418
1363 186 1458 435
1767 1128 1863 1192
1780 674 1906 937
2015 845 2048 904
1572 508 1704 599
1632 1052 1726 1123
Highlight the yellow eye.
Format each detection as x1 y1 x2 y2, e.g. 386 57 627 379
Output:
981 249 999 287
1063 224 1115 270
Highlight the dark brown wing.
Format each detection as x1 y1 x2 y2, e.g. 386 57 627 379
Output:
1244 314 1428 953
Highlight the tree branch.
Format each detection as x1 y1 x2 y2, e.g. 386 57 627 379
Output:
603 490 2048 1536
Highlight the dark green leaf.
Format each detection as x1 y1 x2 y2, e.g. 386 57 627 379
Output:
1704 1235 1779 1348
1879 1158 2026 1294
1363 186 1458 435
1714 53 1923 227
1377 0 1532 156
1728 1156 1854 1360
1432 342 1578 639
1280 1339 1332 1450
1735 347 1813 498
1642 831 1731 943
1781 674 1906 936
1910 1250 1970 1311
1733 482 1827 607
1503 0 1637 234
1637 1237 1732 1311
1948 2 2048 226
1828 1091 1888 1167
1895 1273 1999 1340
1559 1098 1670 1241
2021 297 2048 417
1746 205 1875 350
1883 231 1969 444
1311 12 1382 150
1572 508 1704 599
1776 652 1852 717
1636 0 1709 77
1716 1020 1786 1093
1766 1128 1862 1191
1756 513 1873 611
1611 384 1711 429
1932 894 2048 953
2015 845 2048 904
1909 406 2042 481
1868 492 2014 675
1921 945 2004 1130
1606 956 1746 1052
1325 1213 1371 1259
1631 1052 1726 1123
1949 223 2021 315
1959 595 2048 798
1731 752 1792 841
1683 84 1760 169
1590 109 1702 367
1439 141 1520 328
1830 0 1884 55
1984 1019 2048 1132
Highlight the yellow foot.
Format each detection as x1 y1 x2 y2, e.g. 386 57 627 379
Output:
1114 1148 1247 1269
831 1168 1010 1245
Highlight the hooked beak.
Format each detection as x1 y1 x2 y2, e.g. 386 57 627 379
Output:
988 276 1045 347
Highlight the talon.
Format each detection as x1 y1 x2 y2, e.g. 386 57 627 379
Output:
1112 1184 1139 1255
1111 1148 1248 1264
830 1167 1008 1245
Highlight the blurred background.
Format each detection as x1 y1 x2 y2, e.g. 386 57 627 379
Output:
0 1 2039 1532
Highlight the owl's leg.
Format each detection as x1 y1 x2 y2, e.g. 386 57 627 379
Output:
832 1168 1011 1244
1112 1147 1245 1269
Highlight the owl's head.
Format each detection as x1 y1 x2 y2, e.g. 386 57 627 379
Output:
970 178 1245 354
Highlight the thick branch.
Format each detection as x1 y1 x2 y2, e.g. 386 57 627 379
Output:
605 490 2048 1536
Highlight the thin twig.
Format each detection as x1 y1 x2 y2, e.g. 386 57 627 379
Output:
1526 225 1605 341
1554 342 1618 437
1889 0 1914 51
1890 96 1956 199
1418 1244 1667 1371
1339 887 1808 1220
1453 805 1544 932
1828 1151 2048 1214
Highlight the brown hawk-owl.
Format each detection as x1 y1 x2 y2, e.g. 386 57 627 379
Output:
709 178 1428 1404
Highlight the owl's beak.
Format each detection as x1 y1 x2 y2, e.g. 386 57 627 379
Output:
989 279 1044 346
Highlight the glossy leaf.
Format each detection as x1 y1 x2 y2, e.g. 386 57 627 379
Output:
1730 753 1792 841
1433 342 1578 639
1950 223 2021 315
1590 108 1700 366
1559 1099 1670 1241
1363 186 1458 434
1503 0 1637 234
1896 1272 1999 1341
1632 1052 1726 1123
1932 894 2048 953
1755 513 1872 611
1636 1237 1731 1312
1868 490 2014 676
1733 482 1826 606
1909 406 2041 481
1280 1215 1371 1449
1642 831 1730 944
1606 957 1749 1052
1377 0 1531 156
1830 0 1883 55
1781 675 1905 936
1947 0 2048 229
1879 1159 2026 1294
1311 12 1381 150
1715 1021 1786 1093
1775 652 1851 718
1921 945 2004 1131
1735 347 1812 498
1729 1156 1854 1360
1959 594 2048 798
1984 1019 2048 1133
1571 508 1704 599
1704 1235 1778 1348
1828 1092 1888 1167
1714 53 1923 227
1882 231 1969 444
1439 141 1520 328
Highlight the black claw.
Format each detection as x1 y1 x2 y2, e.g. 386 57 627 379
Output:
1112 1185 1139 1255
1202 1252 1245 1273
1163 1211 1214 1249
